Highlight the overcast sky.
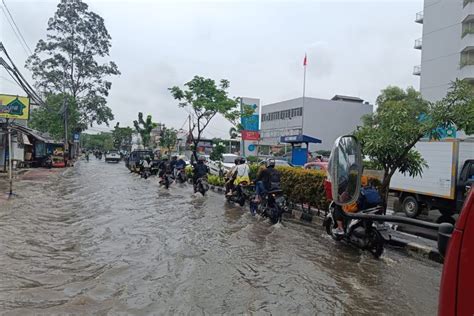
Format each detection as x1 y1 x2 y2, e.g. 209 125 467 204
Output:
1 0 422 138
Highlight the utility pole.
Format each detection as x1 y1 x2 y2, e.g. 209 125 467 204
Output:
3 118 8 172
8 122 13 196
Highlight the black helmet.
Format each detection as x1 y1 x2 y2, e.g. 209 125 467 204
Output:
198 155 206 162
234 158 240 164
239 157 246 164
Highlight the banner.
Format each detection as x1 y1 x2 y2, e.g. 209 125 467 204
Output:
241 130 260 141
0 94 30 120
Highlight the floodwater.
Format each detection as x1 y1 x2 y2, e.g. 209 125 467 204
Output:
0 159 441 315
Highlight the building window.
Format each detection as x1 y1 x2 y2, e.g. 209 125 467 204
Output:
461 50 474 67
462 20 474 37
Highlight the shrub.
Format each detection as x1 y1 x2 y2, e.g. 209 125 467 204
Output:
208 174 225 186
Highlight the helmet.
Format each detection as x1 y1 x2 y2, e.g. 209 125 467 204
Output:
234 158 240 164
239 157 246 164
266 159 276 168
198 155 206 162
162 156 169 161
172 156 177 160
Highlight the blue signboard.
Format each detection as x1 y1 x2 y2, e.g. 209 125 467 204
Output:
73 133 80 143
248 144 255 151
291 147 308 166
241 115 259 131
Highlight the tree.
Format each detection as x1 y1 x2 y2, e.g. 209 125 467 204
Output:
210 138 226 161
26 0 120 129
29 93 85 141
169 76 241 161
355 80 474 210
82 132 114 151
133 112 156 149
112 122 133 152
159 126 178 155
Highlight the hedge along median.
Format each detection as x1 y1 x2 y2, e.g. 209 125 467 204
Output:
188 164 381 213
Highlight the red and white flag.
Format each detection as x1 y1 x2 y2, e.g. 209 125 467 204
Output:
303 53 307 66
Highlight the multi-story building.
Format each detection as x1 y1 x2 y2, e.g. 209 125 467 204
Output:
260 95 373 151
414 0 474 102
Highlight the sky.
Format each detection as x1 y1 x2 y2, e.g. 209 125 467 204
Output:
1 0 423 138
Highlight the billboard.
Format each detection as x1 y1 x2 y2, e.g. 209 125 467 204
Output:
241 130 260 141
0 94 30 120
240 97 260 131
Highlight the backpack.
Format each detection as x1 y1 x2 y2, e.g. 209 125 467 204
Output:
268 168 281 190
360 187 382 208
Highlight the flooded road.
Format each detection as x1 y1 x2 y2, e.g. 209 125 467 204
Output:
1 159 441 315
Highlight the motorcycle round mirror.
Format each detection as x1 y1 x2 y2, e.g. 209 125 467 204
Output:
328 135 363 206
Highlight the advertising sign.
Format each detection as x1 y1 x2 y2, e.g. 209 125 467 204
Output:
241 130 260 141
73 133 80 143
241 97 260 131
0 94 30 120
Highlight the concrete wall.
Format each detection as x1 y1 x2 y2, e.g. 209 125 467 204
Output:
260 97 373 151
420 0 468 102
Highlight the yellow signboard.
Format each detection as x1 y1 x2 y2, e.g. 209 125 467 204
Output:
0 94 30 120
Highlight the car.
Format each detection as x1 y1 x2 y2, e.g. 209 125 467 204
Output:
126 150 154 172
208 153 240 176
438 184 474 315
260 158 294 168
105 150 121 163
304 161 328 173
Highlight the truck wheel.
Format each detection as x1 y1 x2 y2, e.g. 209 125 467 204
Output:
402 196 421 218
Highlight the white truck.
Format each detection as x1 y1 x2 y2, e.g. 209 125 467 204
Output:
390 140 474 218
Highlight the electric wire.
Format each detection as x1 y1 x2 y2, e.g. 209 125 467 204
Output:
1 0 32 55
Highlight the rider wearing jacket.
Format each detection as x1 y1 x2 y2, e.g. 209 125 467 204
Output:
192 156 209 184
254 159 281 202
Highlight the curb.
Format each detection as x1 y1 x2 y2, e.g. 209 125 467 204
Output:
208 184 442 263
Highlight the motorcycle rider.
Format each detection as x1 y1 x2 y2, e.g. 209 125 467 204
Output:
192 155 210 188
254 159 281 203
234 157 250 186
142 156 152 175
158 156 172 180
225 158 240 196
174 155 187 180
170 156 178 176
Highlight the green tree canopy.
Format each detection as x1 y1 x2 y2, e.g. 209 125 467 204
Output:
82 132 114 151
133 112 156 149
29 93 84 141
355 80 474 209
26 0 119 129
159 126 178 154
112 122 133 152
169 76 240 160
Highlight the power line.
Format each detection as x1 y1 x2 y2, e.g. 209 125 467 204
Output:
1 0 32 55
0 5 29 56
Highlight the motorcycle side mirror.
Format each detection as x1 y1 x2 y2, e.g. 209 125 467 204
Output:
328 135 363 206
437 222 454 258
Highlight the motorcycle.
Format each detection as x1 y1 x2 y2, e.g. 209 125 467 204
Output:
250 189 287 224
194 177 209 196
226 181 250 206
160 173 174 189
175 168 187 184
140 168 151 179
324 201 386 258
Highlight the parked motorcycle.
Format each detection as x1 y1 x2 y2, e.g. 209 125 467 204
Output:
226 182 250 206
324 201 386 258
194 177 209 196
250 189 287 224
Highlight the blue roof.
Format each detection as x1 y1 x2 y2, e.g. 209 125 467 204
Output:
280 134 322 144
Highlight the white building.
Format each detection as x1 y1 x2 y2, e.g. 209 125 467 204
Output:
414 0 474 102
260 95 373 151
